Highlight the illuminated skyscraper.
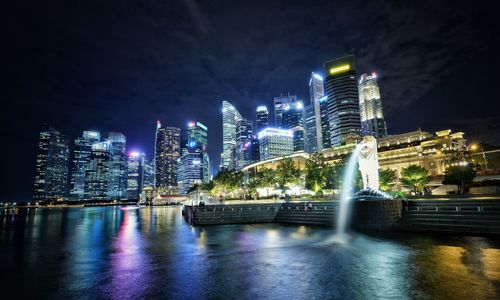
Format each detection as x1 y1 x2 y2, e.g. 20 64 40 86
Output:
324 55 362 146
84 141 112 200
258 128 294 161
70 131 100 200
221 100 242 170
256 105 269 133
304 104 317 153
187 121 211 183
282 100 305 152
107 132 128 199
273 94 297 128
127 151 145 200
33 125 70 201
154 122 181 189
309 72 325 151
359 73 387 138
177 153 203 195
235 118 253 169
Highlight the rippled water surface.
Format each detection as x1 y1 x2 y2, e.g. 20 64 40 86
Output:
1 206 499 299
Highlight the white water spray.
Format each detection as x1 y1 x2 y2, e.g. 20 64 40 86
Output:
336 145 362 235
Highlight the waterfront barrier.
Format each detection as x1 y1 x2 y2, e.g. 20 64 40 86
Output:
184 197 500 236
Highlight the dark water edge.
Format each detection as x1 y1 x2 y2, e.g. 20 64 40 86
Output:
1 206 499 299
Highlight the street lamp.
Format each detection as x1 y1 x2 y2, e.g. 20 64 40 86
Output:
471 143 489 171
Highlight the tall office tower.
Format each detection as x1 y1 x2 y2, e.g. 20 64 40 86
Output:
324 55 362 146
319 96 331 149
256 105 269 133
221 100 242 170
282 100 305 151
358 73 387 138
187 121 211 183
69 131 100 200
154 122 181 189
33 125 70 201
258 128 294 161
84 141 112 200
309 72 325 150
251 137 260 162
107 132 128 199
127 151 145 200
273 94 298 128
142 156 154 188
303 104 317 153
177 153 203 195
235 118 253 169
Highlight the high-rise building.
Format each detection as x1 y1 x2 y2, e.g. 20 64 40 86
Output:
107 132 128 200
324 55 362 146
304 104 317 153
177 153 203 195
187 121 211 183
250 137 260 162
221 101 242 170
70 131 100 200
235 118 253 169
282 100 305 152
84 141 112 200
273 94 298 128
154 122 181 189
142 156 154 188
319 95 331 149
258 128 294 161
309 72 325 151
33 125 70 201
127 151 145 200
359 73 387 138
256 105 269 133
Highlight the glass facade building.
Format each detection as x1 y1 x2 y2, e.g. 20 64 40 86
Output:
258 128 294 161
127 152 145 200
221 100 242 170
107 132 128 200
235 118 253 169
324 55 362 146
154 122 181 189
33 125 70 201
273 94 298 128
359 73 387 138
70 131 100 200
256 105 269 133
282 100 305 152
84 141 112 200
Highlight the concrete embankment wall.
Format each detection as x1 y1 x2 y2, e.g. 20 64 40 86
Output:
184 202 337 226
184 198 500 235
400 199 500 235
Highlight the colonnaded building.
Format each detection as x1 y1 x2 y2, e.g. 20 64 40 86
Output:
241 129 494 193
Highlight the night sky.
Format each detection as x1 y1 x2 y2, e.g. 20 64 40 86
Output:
3 0 499 201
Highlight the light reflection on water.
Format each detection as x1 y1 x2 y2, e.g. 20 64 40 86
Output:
0 206 499 299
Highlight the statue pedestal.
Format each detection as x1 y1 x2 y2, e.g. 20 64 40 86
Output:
352 198 402 231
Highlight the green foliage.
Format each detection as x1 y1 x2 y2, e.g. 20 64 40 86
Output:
443 165 476 194
210 170 243 197
305 153 329 197
400 165 429 194
275 159 302 194
379 169 397 192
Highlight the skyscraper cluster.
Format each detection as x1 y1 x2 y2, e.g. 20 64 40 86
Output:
33 125 153 202
154 120 211 195
222 54 387 171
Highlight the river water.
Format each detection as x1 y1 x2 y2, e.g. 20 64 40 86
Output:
1 206 499 299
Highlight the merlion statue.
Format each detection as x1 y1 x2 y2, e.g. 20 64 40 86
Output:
358 136 379 191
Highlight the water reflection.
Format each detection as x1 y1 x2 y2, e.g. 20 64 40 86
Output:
0 207 499 299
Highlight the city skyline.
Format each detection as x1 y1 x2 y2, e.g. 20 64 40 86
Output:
3 0 500 201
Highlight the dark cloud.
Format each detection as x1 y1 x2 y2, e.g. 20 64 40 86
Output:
2 0 499 201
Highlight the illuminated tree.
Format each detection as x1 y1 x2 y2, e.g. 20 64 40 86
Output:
275 159 301 194
443 165 476 194
400 165 429 194
379 169 397 192
305 153 328 197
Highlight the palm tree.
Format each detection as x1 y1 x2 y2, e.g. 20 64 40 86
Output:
379 169 397 192
400 165 429 194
